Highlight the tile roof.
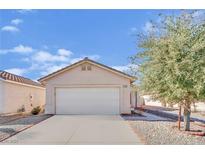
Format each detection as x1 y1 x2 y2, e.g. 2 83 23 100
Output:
0 70 44 87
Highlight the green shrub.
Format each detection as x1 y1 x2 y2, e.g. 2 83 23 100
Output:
31 106 41 115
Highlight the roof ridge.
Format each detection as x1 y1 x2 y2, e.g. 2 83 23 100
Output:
38 58 136 82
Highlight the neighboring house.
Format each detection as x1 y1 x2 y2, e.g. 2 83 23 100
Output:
0 71 45 114
38 57 136 115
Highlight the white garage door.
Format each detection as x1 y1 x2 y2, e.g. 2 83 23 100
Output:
55 87 120 115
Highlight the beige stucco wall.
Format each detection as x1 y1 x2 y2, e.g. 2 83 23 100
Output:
1 80 45 114
0 80 4 113
130 91 137 108
43 62 132 114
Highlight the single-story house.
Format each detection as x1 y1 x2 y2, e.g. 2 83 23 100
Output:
0 71 45 114
38 57 137 115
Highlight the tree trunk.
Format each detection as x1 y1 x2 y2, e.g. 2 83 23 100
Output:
168 103 173 108
178 105 181 130
193 102 197 112
161 102 167 107
183 102 191 131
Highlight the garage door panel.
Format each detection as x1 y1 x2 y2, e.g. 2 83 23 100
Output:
55 87 120 115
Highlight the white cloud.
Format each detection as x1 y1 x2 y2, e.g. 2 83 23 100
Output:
39 54 100 76
143 21 156 33
21 48 72 76
144 22 152 31
130 27 138 34
31 52 100 76
32 50 72 63
40 63 68 76
3 44 101 78
21 57 30 62
31 52 100 65
112 65 129 72
13 45 33 53
32 51 56 63
11 18 23 25
70 55 100 64
193 10 205 18
29 50 100 74
192 10 205 24
1 26 19 32
70 57 83 64
112 64 138 72
87 54 100 61
0 45 34 54
5 68 26 76
42 45 49 50
58 49 73 56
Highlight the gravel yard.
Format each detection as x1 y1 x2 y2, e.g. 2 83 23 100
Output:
0 114 26 125
123 112 205 145
0 114 52 142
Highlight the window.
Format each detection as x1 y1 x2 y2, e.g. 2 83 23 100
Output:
81 65 86 71
81 65 92 71
87 65 92 71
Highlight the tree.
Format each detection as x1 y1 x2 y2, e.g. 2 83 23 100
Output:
131 11 205 131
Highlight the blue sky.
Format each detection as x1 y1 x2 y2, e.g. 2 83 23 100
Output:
0 9 181 80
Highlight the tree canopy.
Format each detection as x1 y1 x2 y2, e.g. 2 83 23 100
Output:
131 11 205 107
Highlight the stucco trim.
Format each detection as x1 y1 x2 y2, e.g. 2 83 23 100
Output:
38 58 136 83
2 79 45 90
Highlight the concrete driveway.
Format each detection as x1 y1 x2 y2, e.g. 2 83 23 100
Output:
2 115 142 144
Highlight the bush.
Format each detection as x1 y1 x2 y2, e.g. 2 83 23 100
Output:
17 105 25 113
31 106 41 115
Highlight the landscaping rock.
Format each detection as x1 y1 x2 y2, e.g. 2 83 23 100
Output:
0 114 52 142
129 120 205 144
